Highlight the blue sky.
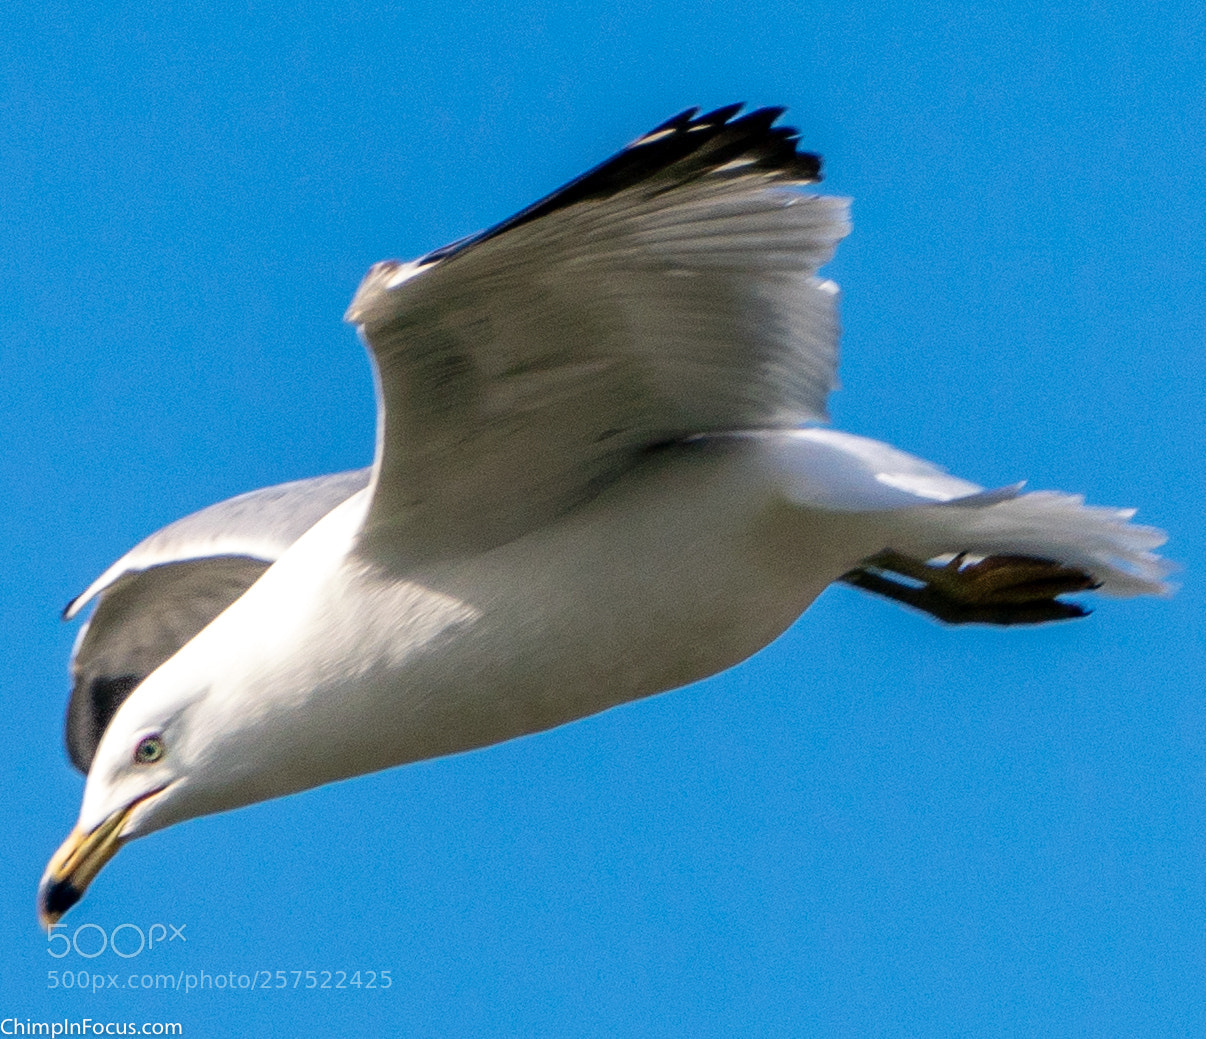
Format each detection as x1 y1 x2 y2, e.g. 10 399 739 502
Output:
2 1 1203 1036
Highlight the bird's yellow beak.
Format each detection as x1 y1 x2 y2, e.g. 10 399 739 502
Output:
37 792 157 930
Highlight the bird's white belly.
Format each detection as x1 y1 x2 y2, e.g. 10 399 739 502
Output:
163 439 880 818
276 440 877 779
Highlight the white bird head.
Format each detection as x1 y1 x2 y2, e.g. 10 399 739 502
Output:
37 658 242 928
37 484 482 929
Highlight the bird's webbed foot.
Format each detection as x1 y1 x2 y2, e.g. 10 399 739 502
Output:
838 549 1101 626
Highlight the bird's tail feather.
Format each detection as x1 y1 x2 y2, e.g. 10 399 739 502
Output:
756 428 1171 598
891 491 1171 598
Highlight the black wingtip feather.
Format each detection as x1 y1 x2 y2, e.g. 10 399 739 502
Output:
695 102 746 127
643 106 701 137
420 104 822 267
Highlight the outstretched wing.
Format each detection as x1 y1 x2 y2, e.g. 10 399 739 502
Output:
64 469 370 772
346 105 850 558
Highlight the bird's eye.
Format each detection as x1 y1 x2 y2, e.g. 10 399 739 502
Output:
133 734 165 765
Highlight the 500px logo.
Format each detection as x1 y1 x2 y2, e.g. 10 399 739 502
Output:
47 924 187 959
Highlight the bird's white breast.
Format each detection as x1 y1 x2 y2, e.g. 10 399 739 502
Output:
154 438 877 816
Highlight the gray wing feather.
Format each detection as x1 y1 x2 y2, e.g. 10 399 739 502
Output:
64 469 372 620
64 468 370 772
345 107 849 558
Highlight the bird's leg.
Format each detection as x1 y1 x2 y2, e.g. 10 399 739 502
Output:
838 549 1101 626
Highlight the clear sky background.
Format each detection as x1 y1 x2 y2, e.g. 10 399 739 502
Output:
2 1 1203 1036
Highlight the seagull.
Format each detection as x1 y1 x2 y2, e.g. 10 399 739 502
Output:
39 105 1170 926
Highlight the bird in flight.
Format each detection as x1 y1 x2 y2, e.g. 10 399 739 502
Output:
39 105 1169 926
